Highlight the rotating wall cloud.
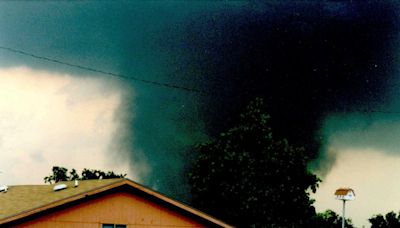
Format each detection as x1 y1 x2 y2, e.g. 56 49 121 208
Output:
0 1 399 202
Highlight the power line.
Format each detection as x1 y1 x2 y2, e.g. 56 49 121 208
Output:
3 46 400 115
0 46 204 93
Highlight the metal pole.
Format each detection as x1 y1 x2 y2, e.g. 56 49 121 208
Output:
342 200 346 228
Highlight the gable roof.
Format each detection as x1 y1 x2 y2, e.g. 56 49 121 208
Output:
334 188 355 196
0 178 233 227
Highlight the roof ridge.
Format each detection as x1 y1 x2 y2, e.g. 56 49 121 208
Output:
0 178 233 227
6 178 125 187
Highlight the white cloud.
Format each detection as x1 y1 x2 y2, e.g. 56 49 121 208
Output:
0 67 140 185
313 148 400 227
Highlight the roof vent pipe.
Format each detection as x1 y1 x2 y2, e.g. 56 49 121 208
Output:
0 185 8 193
53 183 67 191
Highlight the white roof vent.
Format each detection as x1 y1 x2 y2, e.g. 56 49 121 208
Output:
53 183 67 191
74 179 79 187
0 185 8 193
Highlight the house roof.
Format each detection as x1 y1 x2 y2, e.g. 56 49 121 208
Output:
334 188 355 196
0 178 233 227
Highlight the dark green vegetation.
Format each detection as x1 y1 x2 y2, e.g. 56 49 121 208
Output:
312 210 354 228
188 98 361 227
369 211 400 228
44 166 126 184
189 98 321 227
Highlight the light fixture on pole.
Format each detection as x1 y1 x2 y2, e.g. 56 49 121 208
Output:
334 188 355 228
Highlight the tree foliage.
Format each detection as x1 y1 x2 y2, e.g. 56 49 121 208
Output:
81 168 126 180
369 211 400 228
44 166 126 184
44 166 70 184
312 209 354 228
188 98 320 227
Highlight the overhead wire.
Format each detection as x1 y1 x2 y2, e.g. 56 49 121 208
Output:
3 45 400 115
0 46 204 94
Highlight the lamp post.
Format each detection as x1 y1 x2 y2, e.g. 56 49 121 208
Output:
334 188 355 228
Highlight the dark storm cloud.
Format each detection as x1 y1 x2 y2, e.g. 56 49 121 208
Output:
182 1 400 170
0 1 217 200
1 1 399 199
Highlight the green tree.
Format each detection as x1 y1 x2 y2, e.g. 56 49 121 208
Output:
369 211 400 228
188 98 320 227
312 210 354 228
44 166 126 184
44 166 69 184
69 168 80 181
81 168 126 180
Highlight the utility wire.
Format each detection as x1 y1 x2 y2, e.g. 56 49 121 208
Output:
0 46 204 94
3 46 400 115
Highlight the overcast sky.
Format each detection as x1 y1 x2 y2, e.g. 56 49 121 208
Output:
0 67 139 184
1 2 400 227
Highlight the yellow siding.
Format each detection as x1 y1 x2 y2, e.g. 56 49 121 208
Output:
13 192 204 228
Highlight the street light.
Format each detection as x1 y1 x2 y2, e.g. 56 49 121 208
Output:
334 188 355 228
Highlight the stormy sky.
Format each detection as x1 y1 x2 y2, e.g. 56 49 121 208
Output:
1 1 400 226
